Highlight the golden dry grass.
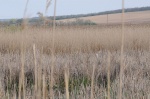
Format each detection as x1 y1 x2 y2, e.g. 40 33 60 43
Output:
0 24 150 99
0 24 149 54
1 0 150 97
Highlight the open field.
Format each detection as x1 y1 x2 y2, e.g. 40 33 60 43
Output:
57 11 150 24
0 23 150 98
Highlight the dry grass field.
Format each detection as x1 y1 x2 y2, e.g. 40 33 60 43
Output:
0 0 150 98
57 11 150 24
0 22 150 99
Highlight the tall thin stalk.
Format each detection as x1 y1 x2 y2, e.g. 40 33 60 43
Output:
18 44 25 99
119 0 125 99
107 51 111 99
22 0 29 29
45 0 52 14
18 1 29 98
33 44 38 98
64 64 70 99
43 73 46 99
37 47 43 99
90 64 95 99
50 0 57 98
23 0 29 18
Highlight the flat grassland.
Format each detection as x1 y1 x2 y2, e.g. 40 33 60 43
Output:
0 13 150 98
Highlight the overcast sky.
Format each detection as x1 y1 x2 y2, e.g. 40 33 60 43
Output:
0 0 149 19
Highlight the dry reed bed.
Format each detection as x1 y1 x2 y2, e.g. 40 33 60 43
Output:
0 25 150 98
0 24 150 54
0 50 150 98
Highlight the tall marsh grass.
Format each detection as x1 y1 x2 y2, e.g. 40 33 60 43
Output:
0 24 150 99
0 24 149 54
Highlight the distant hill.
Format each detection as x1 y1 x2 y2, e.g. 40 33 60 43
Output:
58 10 150 25
54 6 150 20
0 6 150 25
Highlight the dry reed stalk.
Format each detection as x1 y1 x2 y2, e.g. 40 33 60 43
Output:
50 0 57 98
43 73 46 99
45 1 53 98
33 44 38 98
107 51 111 99
22 59 25 99
22 0 29 29
106 13 111 99
41 52 47 99
37 69 42 99
8 64 12 89
23 0 29 18
37 47 43 99
90 64 95 99
18 58 22 98
6 64 12 99
45 0 52 14
18 1 29 97
119 0 125 99
19 44 25 99
64 64 70 99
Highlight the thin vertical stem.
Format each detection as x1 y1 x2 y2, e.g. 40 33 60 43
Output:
19 2 29 97
65 64 70 99
22 0 29 29
43 74 46 99
107 51 111 99
19 44 25 99
21 1 29 98
37 47 43 99
106 12 111 99
90 65 95 99
50 0 57 98
119 0 125 99
18 6 29 99
33 44 38 98
23 0 29 18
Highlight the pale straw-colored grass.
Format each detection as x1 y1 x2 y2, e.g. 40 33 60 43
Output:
119 0 125 99
0 0 150 98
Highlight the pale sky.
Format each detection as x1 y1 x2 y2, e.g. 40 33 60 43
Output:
0 0 149 19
